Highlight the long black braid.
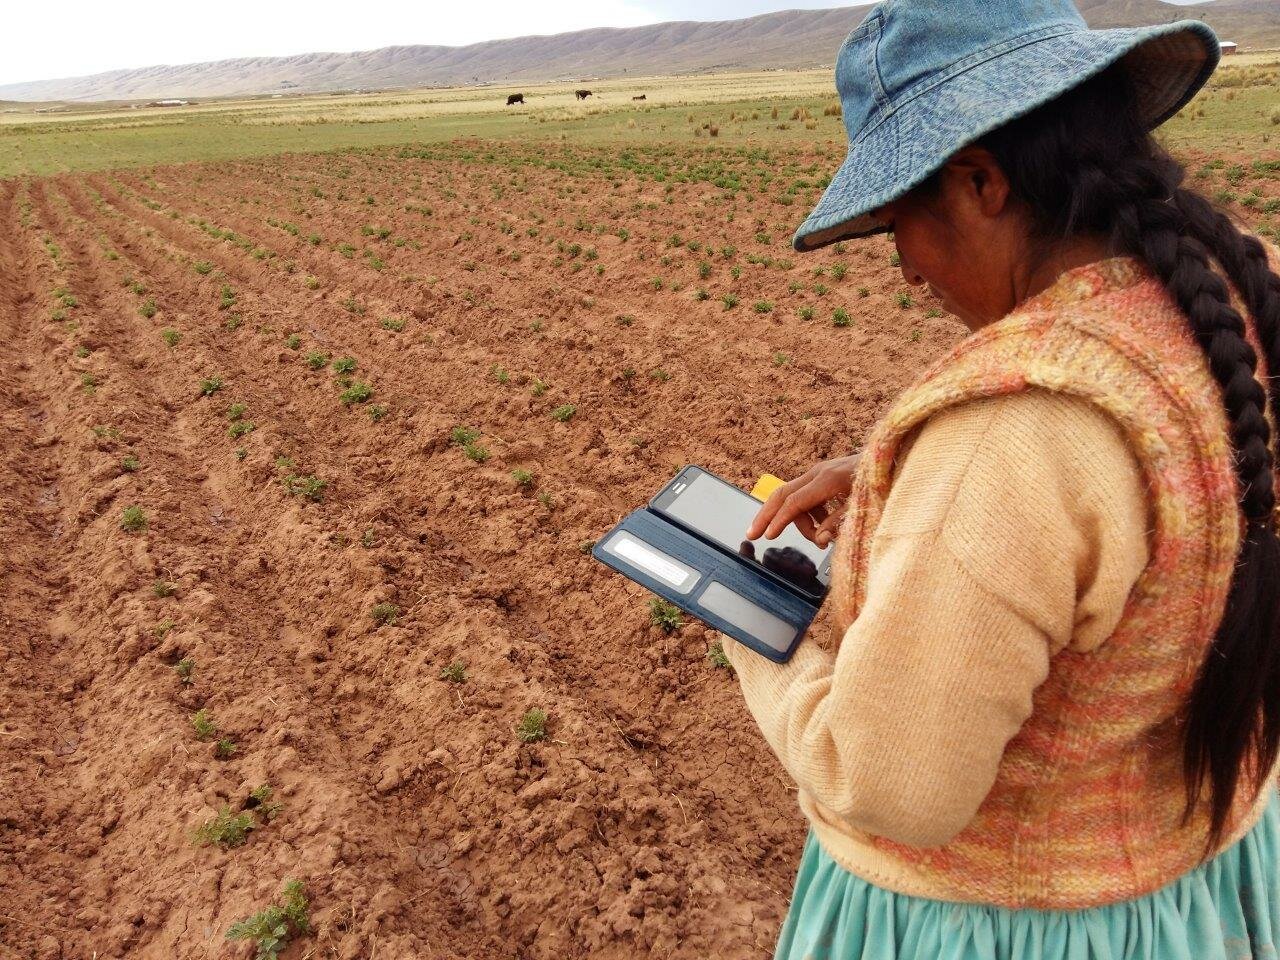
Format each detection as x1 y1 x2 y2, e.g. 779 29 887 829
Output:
975 64 1280 850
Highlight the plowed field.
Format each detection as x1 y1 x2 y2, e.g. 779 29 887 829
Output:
0 142 1275 958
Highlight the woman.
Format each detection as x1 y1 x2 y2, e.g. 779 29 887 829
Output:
726 0 1280 957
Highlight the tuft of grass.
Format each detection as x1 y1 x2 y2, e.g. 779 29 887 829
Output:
370 602 400 626
161 328 181 347
331 356 357 375
284 333 301 350
895 291 914 309
229 420 256 439
439 661 467 683
194 260 214 275
153 580 175 597
225 879 310 960
832 307 851 327
380 317 405 332
248 783 283 821
192 708 217 741
550 404 576 423
304 351 329 370
195 806 255 848
753 300 774 314
707 640 733 670
121 454 140 473
174 657 195 684
463 442 490 463
649 598 682 633
120 506 147 532
215 737 237 759
139 299 158 319
511 468 534 488
516 708 549 743
199 376 224 397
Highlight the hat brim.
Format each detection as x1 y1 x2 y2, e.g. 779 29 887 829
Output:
792 20 1220 251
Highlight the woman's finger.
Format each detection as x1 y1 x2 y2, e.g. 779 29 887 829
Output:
746 468 817 539
814 507 847 547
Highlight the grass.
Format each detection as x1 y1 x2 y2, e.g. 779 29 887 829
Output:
339 381 373 405
226 880 310 960
305 351 329 370
199 376 225 397
121 454 140 472
550 404 576 422
450 425 480 446
174 657 194 684
649 598 682 633
707 640 733 670
161 328 181 347
332 356 357 374
516 708 549 743
282 474 326 502
512 468 534 487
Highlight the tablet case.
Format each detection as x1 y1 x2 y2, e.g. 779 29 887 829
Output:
592 502 826 663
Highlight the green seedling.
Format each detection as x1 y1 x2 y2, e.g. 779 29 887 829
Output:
753 300 774 314
192 708 217 741
721 294 739 310
154 620 176 638
215 738 237 759
74 346 90 358
331 356 357 375
857 286 870 298
139 299 158 318
550 404 576 423
285 333 301 350
200 377 224 397
174 657 195 684
153 580 175 597
463 442 490 463
516 708 549 743
225 880 310 960
282 474 326 502
368 404 388 422
340 382 373 405
228 402 247 421
512 468 534 488
450 426 480 446
161 328 181 347
896 291 914 309
370 602 399 626
195 805 255 849
194 260 213 275
380 317 405 332
490 364 510 383
833 308 851 327
305 351 329 370
219 285 236 310
649 598 682 633
440 662 467 683
80 373 98 392
531 379 548 397
229 421 256 439
707 641 733 670
120 506 147 532
121 454 140 473
248 784 282 821
797 306 815 321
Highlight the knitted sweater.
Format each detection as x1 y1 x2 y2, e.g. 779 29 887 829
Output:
726 255 1276 909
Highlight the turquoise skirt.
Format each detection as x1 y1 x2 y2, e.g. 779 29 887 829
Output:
775 791 1280 960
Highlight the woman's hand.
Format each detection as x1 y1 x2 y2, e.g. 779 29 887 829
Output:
746 454 862 548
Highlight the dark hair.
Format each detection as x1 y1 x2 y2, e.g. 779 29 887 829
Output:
951 63 1280 850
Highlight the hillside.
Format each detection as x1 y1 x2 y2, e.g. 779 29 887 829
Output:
0 0 1274 103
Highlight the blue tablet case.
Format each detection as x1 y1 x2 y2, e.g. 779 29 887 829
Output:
592 505 825 663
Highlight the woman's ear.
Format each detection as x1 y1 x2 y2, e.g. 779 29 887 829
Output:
943 147 1011 220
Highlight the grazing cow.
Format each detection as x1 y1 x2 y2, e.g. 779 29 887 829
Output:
632 94 646 101
506 93 524 106
575 89 593 100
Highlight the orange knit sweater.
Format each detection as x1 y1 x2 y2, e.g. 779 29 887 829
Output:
727 255 1277 908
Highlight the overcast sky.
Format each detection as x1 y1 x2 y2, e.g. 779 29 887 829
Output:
0 0 1216 87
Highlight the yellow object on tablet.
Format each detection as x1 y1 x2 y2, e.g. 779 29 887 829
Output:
751 473 786 501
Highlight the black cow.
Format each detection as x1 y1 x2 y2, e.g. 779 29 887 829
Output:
506 93 524 106
631 94 646 101
575 89 593 100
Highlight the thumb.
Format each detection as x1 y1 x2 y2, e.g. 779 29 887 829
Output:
814 509 845 548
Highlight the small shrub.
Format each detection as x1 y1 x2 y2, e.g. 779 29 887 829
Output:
832 307 851 327
512 468 534 487
550 404 576 422
285 333 301 350
721 293 740 310
797 305 815 321
199 376 224 397
331 356 357 374
896 291 914 309
120 506 147 532
174 657 194 683
229 420 256 439
450 426 480 446
516 708 549 743
161 328 181 347
649 598 682 633
463 442 489 463
194 260 214 275
753 300 774 314
707 641 733 670
139 299 158 319
121 454 140 472
305 351 329 370
215 738 237 759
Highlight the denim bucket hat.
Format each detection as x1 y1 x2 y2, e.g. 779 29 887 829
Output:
793 0 1220 251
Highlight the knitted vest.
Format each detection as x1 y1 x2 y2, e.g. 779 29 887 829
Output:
816 255 1276 908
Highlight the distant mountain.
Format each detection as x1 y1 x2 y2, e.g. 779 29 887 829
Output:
0 0 1274 103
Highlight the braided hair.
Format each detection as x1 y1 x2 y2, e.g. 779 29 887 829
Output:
974 63 1280 851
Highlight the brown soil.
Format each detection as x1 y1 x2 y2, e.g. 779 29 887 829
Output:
0 141 1273 959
